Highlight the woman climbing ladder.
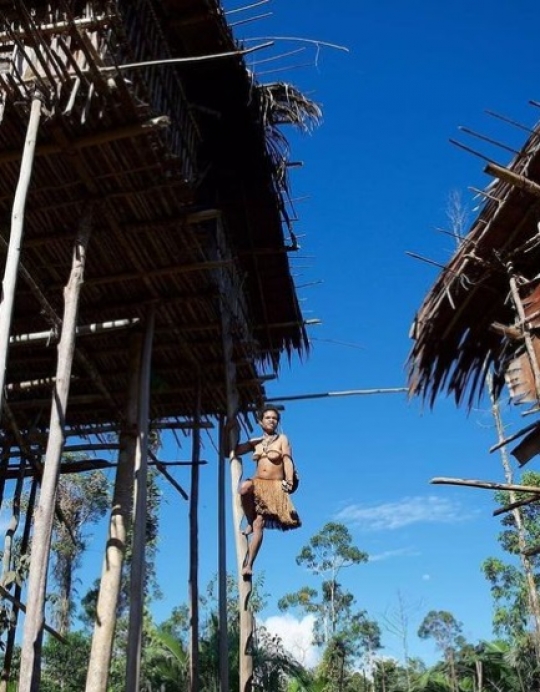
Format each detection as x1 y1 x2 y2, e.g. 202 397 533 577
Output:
233 405 301 577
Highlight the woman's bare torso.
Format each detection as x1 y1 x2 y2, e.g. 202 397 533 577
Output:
252 435 287 480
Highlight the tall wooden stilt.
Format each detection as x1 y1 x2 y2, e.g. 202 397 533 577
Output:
221 309 252 692
189 384 201 692
125 308 156 692
0 97 42 414
18 205 93 692
218 415 230 692
85 335 143 692
215 215 253 692
1 475 38 691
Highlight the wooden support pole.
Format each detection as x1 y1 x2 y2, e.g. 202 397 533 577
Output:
508 268 540 403
1 476 38 690
85 335 142 692
19 204 93 692
216 220 252 692
126 308 156 692
218 417 231 692
0 96 41 416
431 477 540 493
222 346 251 692
188 385 201 692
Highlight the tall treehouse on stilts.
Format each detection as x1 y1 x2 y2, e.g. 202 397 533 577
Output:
0 1 319 691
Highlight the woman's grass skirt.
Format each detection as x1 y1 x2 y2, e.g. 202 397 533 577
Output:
252 478 301 531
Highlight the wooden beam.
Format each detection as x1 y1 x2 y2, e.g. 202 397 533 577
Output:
431 476 540 494
69 260 232 288
0 585 66 644
493 495 540 517
0 15 113 41
10 319 140 346
0 117 170 166
485 162 540 198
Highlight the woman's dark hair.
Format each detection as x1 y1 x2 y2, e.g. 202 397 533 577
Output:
258 405 281 422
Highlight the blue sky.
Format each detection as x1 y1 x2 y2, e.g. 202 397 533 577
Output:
79 0 540 669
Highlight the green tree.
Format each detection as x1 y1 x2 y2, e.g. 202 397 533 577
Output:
482 469 540 650
279 523 378 690
51 469 109 634
279 522 369 644
40 631 91 692
417 611 465 692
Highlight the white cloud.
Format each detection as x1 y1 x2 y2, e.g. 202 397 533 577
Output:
335 495 472 531
368 547 420 562
261 613 320 668
422 574 431 580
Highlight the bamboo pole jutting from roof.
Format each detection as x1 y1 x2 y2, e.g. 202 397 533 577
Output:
19 204 93 692
485 162 540 198
0 96 41 416
266 387 408 403
86 336 142 692
126 308 155 692
431 477 540 493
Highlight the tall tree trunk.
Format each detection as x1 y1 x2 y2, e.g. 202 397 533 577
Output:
19 205 93 692
85 336 142 692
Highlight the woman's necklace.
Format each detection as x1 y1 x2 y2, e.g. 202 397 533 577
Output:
262 433 279 453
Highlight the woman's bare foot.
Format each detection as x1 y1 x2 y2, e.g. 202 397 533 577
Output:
241 525 253 536
241 565 253 577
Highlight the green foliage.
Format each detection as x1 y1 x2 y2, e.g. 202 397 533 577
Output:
143 625 189 690
295 522 368 577
483 470 540 645
280 522 378 691
417 610 463 655
40 631 91 692
50 467 110 634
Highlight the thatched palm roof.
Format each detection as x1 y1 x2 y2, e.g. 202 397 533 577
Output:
0 0 317 434
408 119 540 408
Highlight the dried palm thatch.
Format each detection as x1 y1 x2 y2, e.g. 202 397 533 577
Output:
258 81 322 189
408 115 540 408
